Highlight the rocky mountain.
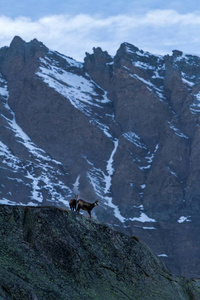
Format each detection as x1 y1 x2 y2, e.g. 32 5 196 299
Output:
0 36 200 277
0 204 199 300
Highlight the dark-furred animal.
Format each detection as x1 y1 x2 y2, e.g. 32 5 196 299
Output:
76 199 98 218
69 195 78 211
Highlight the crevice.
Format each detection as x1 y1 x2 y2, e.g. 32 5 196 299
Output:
1 285 12 297
22 207 34 244
110 284 131 300
157 271 177 282
135 263 150 278
22 206 29 228
100 265 116 273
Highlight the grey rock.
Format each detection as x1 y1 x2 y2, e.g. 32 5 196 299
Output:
1 37 200 277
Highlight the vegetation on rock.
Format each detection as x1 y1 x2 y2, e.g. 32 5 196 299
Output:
0 204 199 299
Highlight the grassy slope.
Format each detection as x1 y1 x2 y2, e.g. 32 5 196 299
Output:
0 205 199 300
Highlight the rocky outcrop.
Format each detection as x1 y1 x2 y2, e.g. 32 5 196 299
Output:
0 204 199 300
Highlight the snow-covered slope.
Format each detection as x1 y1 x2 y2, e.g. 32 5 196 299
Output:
36 51 114 138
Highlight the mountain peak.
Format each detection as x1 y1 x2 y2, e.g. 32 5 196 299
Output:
118 42 140 55
85 46 112 63
10 36 25 50
172 49 183 57
9 36 47 55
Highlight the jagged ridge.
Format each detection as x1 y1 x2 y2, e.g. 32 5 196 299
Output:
1 36 200 277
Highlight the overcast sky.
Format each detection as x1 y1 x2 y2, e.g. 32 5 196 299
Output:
1 0 200 61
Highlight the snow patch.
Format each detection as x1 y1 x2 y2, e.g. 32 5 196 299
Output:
0 198 25 206
90 118 112 139
133 204 144 210
26 172 43 203
142 226 156 230
0 141 22 172
129 212 156 223
169 122 189 139
87 167 105 199
104 139 118 194
53 50 83 68
27 202 39 206
190 92 200 113
123 131 147 149
129 73 165 101
139 144 159 170
177 216 191 223
105 196 126 223
168 167 178 178
73 175 80 194
0 74 9 99
182 76 194 87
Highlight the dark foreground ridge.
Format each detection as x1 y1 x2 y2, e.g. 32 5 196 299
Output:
0 205 199 300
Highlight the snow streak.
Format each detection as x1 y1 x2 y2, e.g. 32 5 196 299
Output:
104 139 118 195
104 139 126 223
169 122 188 139
123 131 147 149
190 92 200 113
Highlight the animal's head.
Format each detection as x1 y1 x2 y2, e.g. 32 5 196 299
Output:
75 194 79 200
94 200 99 206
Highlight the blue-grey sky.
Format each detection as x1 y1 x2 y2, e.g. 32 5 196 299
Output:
1 0 200 61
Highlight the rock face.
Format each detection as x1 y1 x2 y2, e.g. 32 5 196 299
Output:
1 36 200 277
0 204 199 300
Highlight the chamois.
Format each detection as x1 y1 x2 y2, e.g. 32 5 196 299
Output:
76 199 98 218
69 195 78 211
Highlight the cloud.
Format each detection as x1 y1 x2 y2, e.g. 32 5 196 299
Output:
0 10 200 61
143 9 200 26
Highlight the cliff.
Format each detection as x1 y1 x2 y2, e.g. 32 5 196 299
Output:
1 36 200 277
0 204 199 300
